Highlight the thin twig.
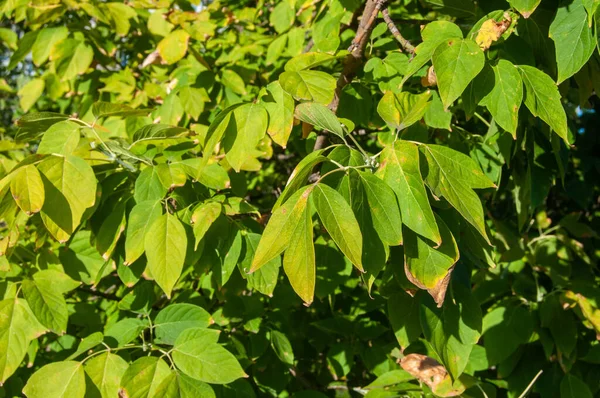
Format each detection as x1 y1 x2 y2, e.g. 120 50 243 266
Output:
381 7 415 54
517 370 543 398
75 286 120 301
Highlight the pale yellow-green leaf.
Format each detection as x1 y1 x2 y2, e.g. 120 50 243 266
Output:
144 213 187 298
158 30 190 65
23 361 85 398
10 164 44 215
250 186 312 272
283 200 315 305
84 352 128 398
18 79 45 112
279 70 336 105
38 155 97 242
0 298 47 384
37 120 81 156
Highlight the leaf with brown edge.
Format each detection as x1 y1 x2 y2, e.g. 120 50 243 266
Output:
404 215 459 306
400 354 473 397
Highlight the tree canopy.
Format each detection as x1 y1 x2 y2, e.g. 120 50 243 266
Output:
1 0 600 397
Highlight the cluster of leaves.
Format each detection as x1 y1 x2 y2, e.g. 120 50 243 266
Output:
1 0 600 397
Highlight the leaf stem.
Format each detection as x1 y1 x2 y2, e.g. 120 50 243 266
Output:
474 112 491 128
517 369 543 398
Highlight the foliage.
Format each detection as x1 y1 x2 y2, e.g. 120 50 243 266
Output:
1 0 600 397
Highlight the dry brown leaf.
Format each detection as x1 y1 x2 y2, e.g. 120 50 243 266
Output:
400 354 468 397
475 14 513 50
400 354 447 390
301 122 313 138
421 66 437 87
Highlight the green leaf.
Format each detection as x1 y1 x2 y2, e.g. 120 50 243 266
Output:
125 200 163 265
312 183 363 272
518 65 569 142
404 215 458 305
7 31 38 70
190 202 222 250
270 330 294 365
377 90 432 131
18 78 45 112
365 369 414 389
84 352 128 398
283 199 315 304
38 156 97 242
120 357 171 398
156 163 187 190
22 361 85 398
223 103 268 172
153 371 216 398
251 186 312 272
197 163 230 190
401 21 463 86
144 213 187 298
38 156 96 242
482 305 533 364
104 318 148 347
221 69 247 95
279 70 336 105
158 30 190 65
172 333 246 384
266 34 288 66
294 102 344 138
508 0 541 18
241 233 281 297
154 303 212 345
66 332 104 360
432 38 485 109
479 59 523 137
22 278 68 334
0 298 47 384
560 374 593 398
262 81 295 148
549 1 596 83
33 270 80 293
388 291 422 350
96 201 127 260
16 112 69 132
421 144 494 242
424 90 452 130
10 164 44 215
273 149 327 211
357 171 403 246
91 102 152 119
379 141 440 244
132 124 188 143
285 52 338 72
270 0 295 33
134 167 168 203
179 87 207 120
51 39 93 80
420 283 482 380
37 120 81 156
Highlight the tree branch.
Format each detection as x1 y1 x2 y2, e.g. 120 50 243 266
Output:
329 0 386 114
382 7 415 55
313 0 386 150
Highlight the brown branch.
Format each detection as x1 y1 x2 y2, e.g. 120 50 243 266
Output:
329 0 386 113
382 8 415 54
313 0 386 150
